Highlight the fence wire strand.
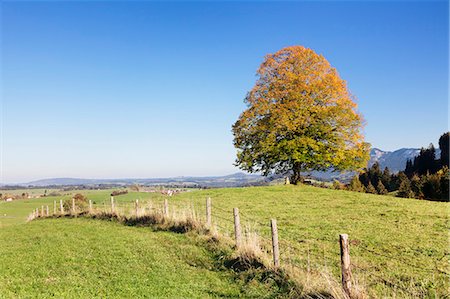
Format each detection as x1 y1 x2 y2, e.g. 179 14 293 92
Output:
56 196 446 297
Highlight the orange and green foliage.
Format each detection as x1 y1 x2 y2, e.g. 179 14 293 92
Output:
232 46 370 184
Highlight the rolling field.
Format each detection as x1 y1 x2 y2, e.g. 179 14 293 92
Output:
0 218 279 298
1 185 448 297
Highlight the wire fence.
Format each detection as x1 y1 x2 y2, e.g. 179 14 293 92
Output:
30 196 448 298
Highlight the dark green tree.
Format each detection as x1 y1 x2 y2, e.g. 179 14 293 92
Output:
358 169 370 187
348 175 365 192
381 167 392 191
439 132 449 169
421 173 441 200
405 159 414 177
368 162 382 187
366 182 377 194
390 172 401 191
410 175 423 199
376 180 388 195
397 176 414 198
415 144 438 175
439 167 449 200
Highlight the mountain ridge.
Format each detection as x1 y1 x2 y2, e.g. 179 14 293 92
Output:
368 147 440 173
4 172 263 188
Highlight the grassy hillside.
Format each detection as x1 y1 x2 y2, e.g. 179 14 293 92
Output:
1 185 448 297
0 218 280 298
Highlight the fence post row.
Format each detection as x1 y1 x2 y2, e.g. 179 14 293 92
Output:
28 195 355 298
135 199 139 216
339 233 352 297
233 208 242 248
206 197 211 228
163 199 169 217
271 219 280 268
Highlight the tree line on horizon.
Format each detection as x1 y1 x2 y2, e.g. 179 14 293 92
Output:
346 132 449 201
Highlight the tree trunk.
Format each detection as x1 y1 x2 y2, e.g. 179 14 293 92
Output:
290 163 303 185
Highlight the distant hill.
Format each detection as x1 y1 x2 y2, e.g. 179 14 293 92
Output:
3 147 440 188
14 173 265 188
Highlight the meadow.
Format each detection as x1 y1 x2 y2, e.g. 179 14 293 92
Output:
0 218 281 298
0 185 448 298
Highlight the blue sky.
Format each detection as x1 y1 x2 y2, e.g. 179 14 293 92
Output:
1 1 448 183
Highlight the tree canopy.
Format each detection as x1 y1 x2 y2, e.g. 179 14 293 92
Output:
232 46 370 184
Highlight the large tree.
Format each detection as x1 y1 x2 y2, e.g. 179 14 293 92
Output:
232 46 370 184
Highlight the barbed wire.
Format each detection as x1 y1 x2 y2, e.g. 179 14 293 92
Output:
211 213 235 224
352 264 420 297
239 210 270 228
214 223 229 231
211 205 231 214
357 243 447 275
93 196 447 294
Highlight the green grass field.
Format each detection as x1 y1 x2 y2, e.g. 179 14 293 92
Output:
1 185 448 297
0 218 280 298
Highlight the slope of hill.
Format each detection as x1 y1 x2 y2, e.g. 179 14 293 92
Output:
1 185 447 297
0 218 278 298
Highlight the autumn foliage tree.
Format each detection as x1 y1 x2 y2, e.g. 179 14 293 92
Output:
232 46 370 184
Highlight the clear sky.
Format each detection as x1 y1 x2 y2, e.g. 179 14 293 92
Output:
1 1 448 183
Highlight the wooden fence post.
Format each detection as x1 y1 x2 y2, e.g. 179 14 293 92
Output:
135 199 139 217
60 200 64 214
72 197 75 212
163 199 169 217
41 206 44 216
53 200 56 215
206 197 211 228
271 219 280 268
46 205 49 216
339 233 352 297
89 200 93 213
111 196 115 213
36 208 39 217
233 208 242 248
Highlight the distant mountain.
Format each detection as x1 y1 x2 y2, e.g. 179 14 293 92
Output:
369 147 440 173
14 173 265 188
369 148 420 173
23 178 105 186
306 147 440 181
3 147 441 188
